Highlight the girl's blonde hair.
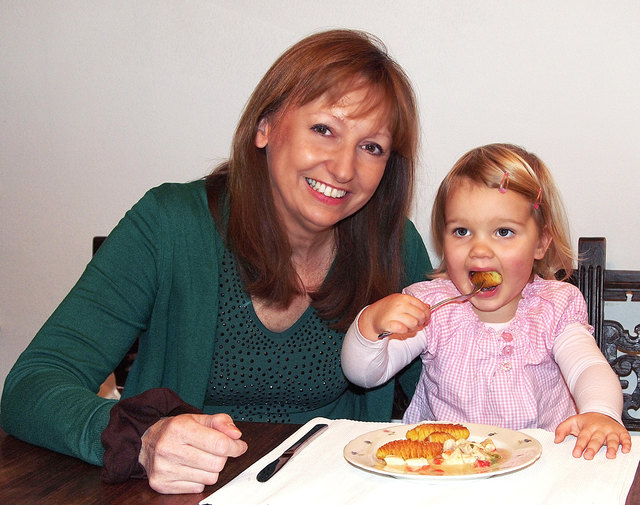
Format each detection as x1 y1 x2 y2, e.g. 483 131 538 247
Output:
431 143 575 280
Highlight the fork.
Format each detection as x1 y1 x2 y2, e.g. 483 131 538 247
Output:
377 281 485 339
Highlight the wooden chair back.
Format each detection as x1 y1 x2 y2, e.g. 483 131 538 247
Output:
573 237 640 430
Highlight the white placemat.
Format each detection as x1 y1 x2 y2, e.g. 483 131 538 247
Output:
200 417 640 505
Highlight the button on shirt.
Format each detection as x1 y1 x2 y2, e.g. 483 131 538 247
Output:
401 277 588 431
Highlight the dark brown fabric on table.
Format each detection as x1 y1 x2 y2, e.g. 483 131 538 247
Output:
101 388 202 483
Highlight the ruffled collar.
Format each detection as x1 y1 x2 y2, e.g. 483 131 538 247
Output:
435 276 547 353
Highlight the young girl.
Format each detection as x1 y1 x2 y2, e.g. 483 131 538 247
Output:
342 143 631 460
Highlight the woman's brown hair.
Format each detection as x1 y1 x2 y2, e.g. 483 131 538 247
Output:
206 29 420 329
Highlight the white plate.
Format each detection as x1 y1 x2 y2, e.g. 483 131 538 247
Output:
343 422 542 480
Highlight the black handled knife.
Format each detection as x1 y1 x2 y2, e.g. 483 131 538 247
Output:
256 423 328 482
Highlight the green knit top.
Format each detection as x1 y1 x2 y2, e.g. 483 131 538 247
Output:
205 248 350 422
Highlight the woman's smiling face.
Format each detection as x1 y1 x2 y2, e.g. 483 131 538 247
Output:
254 86 392 240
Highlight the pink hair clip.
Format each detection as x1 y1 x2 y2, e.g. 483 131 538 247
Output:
498 171 509 193
533 187 542 210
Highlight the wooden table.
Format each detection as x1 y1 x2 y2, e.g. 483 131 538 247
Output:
1 424 639 504
0 422 299 505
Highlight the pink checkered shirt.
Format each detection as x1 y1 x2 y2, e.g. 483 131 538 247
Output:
402 276 588 430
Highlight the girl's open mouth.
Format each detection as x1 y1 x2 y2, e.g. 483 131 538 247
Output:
470 271 502 292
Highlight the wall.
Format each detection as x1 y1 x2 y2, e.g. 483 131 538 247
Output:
1 0 639 392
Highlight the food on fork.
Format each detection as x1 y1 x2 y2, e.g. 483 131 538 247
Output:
470 271 502 290
406 423 470 442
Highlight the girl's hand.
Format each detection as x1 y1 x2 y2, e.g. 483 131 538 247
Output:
554 412 632 459
139 413 248 494
358 293 430 341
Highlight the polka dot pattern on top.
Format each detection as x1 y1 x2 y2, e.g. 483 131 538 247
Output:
204 249 348 422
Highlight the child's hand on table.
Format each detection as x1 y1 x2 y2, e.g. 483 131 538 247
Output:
555 412 632 459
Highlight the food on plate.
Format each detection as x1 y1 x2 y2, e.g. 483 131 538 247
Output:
438 437 499 467
376 440 443 471
376 439 443 460
406 423 470 442
425 431 456 444
376 423 500 472
471 271 502 289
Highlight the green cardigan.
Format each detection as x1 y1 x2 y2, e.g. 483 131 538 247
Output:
1 180 431 466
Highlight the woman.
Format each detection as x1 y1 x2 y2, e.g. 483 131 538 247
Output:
1 29 431 493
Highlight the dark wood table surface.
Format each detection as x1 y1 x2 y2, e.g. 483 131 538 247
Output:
1 423 639 505
0 422 300 505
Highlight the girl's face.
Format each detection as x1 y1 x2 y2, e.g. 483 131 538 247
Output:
443 179 551 323
254 87 392 241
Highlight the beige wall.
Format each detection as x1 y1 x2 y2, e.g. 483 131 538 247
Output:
1 0 639 392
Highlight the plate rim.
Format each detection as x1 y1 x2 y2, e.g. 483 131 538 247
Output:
343 421 543 480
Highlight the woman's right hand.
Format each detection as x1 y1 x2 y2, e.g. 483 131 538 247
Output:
359 293 430 341
138 413 248 494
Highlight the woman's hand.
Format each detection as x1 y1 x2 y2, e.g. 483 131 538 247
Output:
555 412 632 459
139 413 248 494
358 293 430 341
